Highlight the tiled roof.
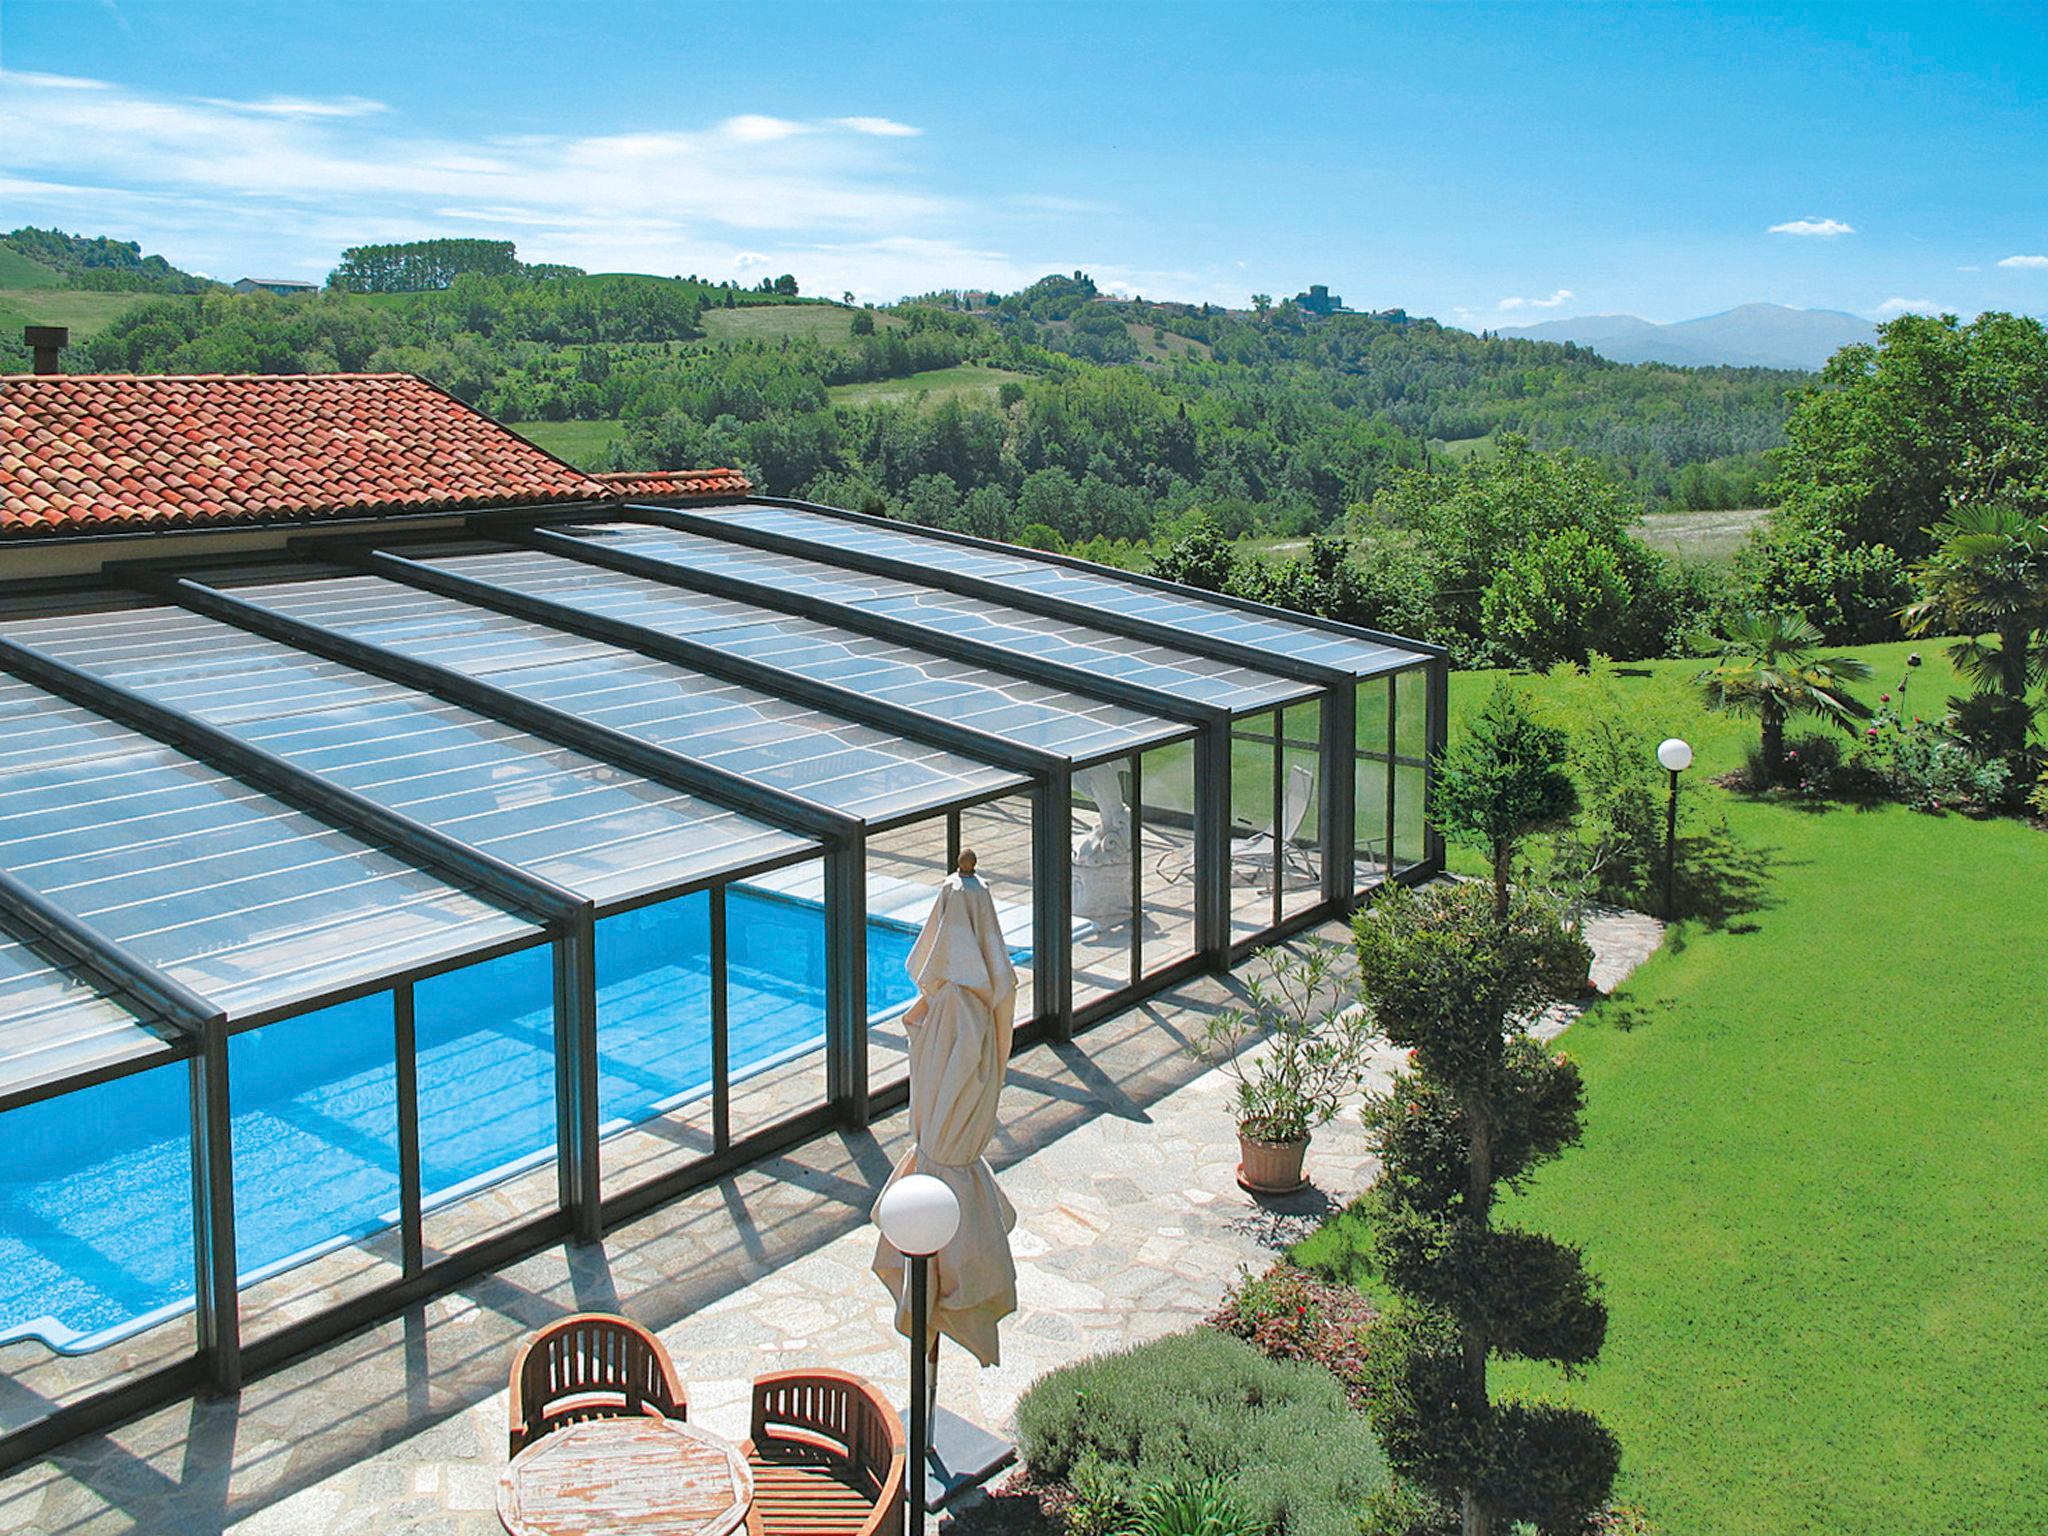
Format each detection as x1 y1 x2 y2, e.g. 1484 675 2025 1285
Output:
0 373 612 538
593 468 752 501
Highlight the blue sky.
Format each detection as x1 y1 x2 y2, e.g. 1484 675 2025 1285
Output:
2 0 2045 324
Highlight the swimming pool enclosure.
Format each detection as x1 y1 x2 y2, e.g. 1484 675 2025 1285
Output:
0 498 1443 1465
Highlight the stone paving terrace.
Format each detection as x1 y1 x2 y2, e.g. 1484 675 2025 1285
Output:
0 909 1660 1536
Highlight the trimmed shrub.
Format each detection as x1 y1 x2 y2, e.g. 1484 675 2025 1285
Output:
1014 1330 1389 1536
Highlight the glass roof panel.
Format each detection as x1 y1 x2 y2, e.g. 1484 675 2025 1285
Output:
0 676 536 1020
710 504 1431 677
549 522 1311 712
1 608 815 906
409 546 1182 760
0 926 180 1106
225 575 1025 821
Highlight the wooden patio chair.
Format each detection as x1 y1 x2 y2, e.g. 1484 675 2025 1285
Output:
506 1312 687 1457
742 1369 907 1536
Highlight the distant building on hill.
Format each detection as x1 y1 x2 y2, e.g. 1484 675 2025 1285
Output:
1293 284 1348 316
233 277 317 296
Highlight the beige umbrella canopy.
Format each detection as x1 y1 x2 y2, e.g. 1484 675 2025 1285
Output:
871 851 1019 1368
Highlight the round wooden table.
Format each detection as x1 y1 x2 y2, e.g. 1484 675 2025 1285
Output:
498 1415 754 1536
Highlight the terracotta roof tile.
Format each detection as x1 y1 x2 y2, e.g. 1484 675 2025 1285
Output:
1 373 612 538
592 468 752 501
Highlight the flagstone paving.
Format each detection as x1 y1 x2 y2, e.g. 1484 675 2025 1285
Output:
0 909 1657 1536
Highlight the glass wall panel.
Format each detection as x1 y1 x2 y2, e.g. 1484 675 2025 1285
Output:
1354 679 1395 895
1395 668 1429 761
0 1063 196 1437
1230 711 1280 945
416 943 559 1257
1281 699 1324 921
1137 741 1198 975
230 993 402 1341
1395 764 1429 871
728 857 832 1139
596 892 716 1195
865 816 952 1099
1071 759 1135 1007
959 793 1037 1025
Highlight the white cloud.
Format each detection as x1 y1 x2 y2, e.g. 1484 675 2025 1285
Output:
833 116 920 138
1875 296 1945 318
200 94 388 119
719 114 808 143
1769 217 1855 238
1497 288 1573 311
0 70 1011 295
1997 254 2048 269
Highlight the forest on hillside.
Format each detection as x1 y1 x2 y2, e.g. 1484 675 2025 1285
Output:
6 248 1796 541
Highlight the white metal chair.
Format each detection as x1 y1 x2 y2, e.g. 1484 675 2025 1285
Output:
1153 762 1319 891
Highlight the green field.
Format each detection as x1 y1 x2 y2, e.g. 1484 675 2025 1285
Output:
1637 505 1770 561
0 247 62 289
1296 642 2048 1535
0 286 152 340
509 417 627 467
1430 434 1494 461
827 364 1028 409
1128 322 1212 362
700 303 879 346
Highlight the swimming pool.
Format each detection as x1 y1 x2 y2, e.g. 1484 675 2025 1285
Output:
0 883 931 1355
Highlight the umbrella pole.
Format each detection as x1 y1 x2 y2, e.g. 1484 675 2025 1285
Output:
910 1251 931 1536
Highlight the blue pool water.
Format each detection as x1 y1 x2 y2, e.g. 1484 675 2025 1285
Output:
0 884 928 1355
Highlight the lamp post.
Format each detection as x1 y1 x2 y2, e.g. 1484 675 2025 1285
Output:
1657 737 1692 920
876 1173 960 1536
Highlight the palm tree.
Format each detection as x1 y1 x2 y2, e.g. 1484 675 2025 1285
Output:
1695 611 1874 775
1900 503 2048 757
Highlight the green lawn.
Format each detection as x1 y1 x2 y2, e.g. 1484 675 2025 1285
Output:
509 417 628 467
826 364 1027 409
1297 643 2048 1535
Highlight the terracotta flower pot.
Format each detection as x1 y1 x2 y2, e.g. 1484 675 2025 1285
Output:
1236 1126 1310 1195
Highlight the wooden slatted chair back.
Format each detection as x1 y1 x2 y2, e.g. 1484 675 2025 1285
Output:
748 1369 907 1536
507 1313 686 1456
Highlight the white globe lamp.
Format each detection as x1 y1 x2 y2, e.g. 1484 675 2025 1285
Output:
1655 738 1692 919
876 1173 960 1257
877 1173 961 1536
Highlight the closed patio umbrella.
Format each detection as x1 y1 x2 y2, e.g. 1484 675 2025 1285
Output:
871 849 1019 1374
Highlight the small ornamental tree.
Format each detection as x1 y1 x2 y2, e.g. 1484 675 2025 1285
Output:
1354 882 1617 1536
1430 683 1578 918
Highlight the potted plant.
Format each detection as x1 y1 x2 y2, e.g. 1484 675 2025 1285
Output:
1190 938 1373 1195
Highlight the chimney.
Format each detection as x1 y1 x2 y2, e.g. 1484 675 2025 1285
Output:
24 326 68 376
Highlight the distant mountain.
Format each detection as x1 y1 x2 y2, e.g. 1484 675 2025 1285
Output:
1498 303 1876 371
